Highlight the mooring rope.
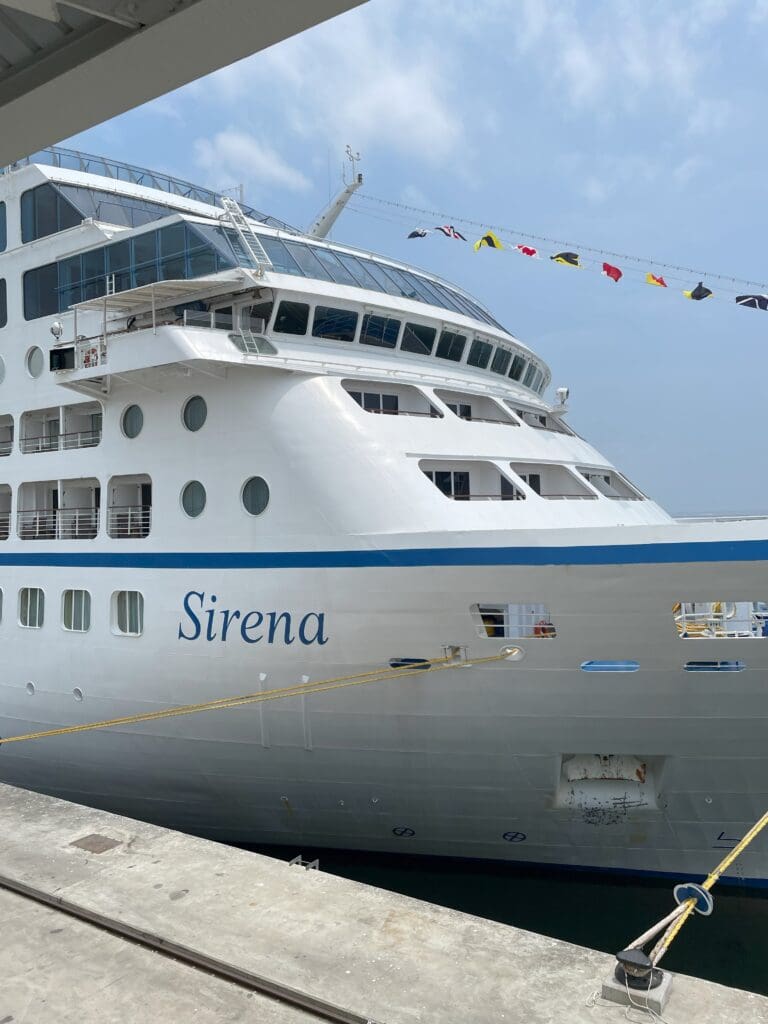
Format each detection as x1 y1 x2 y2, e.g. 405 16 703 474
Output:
0 649 516 747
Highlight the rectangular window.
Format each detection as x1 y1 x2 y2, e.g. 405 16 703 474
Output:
114 590 144 636
471 603 556 639
467 339 493 369
309 246 359 286
523 363 537 388
106 239 131 292
283 242 333 281
349 391 399 414
447 402 472 420
423 469 470 499
274 300 309 335
132 232 158 287
674 602 768 639
360 313 400 348
312 306 358 342
19 587 44 628
256 235 302 275
0 201 6 252
490 348 512 376
401 322 436 356
21 183 81 243
509 355 527 381
0 279 6 328
63 589 91 632
436 330 466 362
23 263 59 320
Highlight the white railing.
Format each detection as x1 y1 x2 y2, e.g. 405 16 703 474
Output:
675 602 768 639
0 512 9 539
107 505 151 539
21 429 101 453
0 439 12 456
17 508 99 540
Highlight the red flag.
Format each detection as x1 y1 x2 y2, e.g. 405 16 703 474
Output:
516 244 538 257
601 262 622 283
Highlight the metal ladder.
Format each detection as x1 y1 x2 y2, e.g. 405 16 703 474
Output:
219 196 272 275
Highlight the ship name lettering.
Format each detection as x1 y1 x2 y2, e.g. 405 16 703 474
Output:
178 591 329 646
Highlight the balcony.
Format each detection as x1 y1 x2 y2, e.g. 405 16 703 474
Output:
18 507 99 540
107 505 152 539
0 415 13 456
20 403 102 454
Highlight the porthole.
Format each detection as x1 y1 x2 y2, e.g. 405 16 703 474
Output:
181 480 206 518
26 346 44 378
0 355 5 384
122 404 143 438
182 395 207 432
25 682 35 696
242 476 269 516
73 687 84 702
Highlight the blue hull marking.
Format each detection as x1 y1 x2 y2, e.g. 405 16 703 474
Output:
0 537 766 570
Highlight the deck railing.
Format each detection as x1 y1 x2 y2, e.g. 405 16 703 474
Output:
17 508 99 540
107 505 152 539
21 429 101 453
0 512 10 539
0 439 12 456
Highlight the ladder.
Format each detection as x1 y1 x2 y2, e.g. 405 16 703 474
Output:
219 196 272 275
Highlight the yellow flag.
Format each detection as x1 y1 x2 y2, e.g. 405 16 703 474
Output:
474 231 504 252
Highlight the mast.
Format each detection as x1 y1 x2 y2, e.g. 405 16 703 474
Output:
307 146 363 240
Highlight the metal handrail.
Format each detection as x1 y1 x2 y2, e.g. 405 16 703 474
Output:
0 512 10 539
107 505 152 538
451 492 525 501
0 440 12 456
17 507 99 540
20 429 101 453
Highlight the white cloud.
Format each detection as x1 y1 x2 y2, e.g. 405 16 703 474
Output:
193 130 310 193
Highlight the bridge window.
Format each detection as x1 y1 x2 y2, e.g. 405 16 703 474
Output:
360 313 400 348
467 339 493 369
490 348 512 375
509 355 526 381
674 602 768 639
435 329 466 362
274 300 309 335
113 591 144 637
62 589 91 632
523 364 537 388
19 587 44 629
472 603 556 638
21 183 81 243
312 306 358 342
401 322 436 355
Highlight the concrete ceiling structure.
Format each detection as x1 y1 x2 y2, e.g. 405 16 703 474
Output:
0 0 366 166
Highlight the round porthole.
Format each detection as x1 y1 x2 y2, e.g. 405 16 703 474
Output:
0 356 5 385
73 687 84 702
25 682 35 696
242 476 269 516
26 346 44 379
181 480 206 518
122 404 143 439
182 395 207 432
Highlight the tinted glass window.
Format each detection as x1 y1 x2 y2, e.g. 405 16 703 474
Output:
312 306 358 342
467 339 493 369
357 260 402 296
0 279 6 329
244 299 273 331
274 300 309 335
382 265 420 299
106 240 131 292
360 313 400 348
436 330 466 362
160 222 187 257
21 183 82 242
242 476 270 515
523 363 537 387
336 254 382 289
490 348 512 375
401 322 436 355
132 232 158 287
310 247 358 286
0 202 6 252
81 247 106 300
284 242 333 281
257 235 302 275
509 354 526 381
23 263 59 320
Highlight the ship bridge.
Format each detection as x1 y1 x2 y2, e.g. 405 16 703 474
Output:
0 0 365 165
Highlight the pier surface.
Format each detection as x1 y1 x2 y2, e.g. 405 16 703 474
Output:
0 783 765 1023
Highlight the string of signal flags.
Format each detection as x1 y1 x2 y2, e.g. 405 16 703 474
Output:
347 193 768 313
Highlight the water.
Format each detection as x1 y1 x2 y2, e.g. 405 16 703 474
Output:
249 846 768 997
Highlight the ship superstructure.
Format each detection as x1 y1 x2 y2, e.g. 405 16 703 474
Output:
0 148 767 883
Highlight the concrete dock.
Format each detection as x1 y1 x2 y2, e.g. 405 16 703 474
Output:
0 783 766 1024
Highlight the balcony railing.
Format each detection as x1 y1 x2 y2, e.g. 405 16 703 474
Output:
0 440 12 456
107 505 151 539
450 492 526 501
21 429 102 453
0 512 10 539
18 507 99 540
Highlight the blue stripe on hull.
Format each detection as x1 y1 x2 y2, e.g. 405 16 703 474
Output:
0 537 766 569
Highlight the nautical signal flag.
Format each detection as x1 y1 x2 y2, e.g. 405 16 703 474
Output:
684 281 713 301
407 228 429 239
646 272 667 288
735 294 768 310
516 244 538 257
601 262 622 283
550 252 580 268
435 225 466 240
474 231 503 251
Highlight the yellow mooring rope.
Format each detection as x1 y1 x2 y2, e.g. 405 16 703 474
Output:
650 809 768 964
0 649 516 747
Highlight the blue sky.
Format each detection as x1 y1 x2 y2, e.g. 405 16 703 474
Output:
64 0 768 515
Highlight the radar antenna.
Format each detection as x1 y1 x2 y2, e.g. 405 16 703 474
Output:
307 145 363 239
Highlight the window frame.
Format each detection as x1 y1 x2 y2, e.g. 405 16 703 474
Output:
19 586 44 629
112 589 144 637
62 588 91 633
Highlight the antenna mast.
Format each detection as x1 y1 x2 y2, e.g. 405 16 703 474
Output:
307 145 363 239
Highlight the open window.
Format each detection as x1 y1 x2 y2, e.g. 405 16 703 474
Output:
434 390 516 425
421 461 525 501
471 603 556 638
578 467 644 500
343 381 439 418
107 474 151 538
674 601 768 639
508 462 595 500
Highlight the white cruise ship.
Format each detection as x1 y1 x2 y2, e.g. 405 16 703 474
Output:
0 147 766 885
